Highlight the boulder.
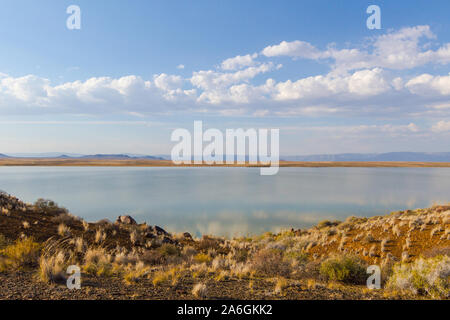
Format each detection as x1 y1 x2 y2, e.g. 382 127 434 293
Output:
183 232 193 240
115 215 137 225
154 225 168 235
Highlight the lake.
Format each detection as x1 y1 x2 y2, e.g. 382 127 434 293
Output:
0 167 449 237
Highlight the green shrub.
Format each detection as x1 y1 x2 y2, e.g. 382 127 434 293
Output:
158 243 180 256
34 199 67 215
320 255 366 284
386 255 449 299
0 237 41 268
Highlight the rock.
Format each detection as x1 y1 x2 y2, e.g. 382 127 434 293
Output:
115 215 137 225
154 225 168 235
183 232 193 240
161 236 173 244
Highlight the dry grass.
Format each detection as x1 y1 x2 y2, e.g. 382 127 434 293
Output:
192 283 207 298
0 237 41 269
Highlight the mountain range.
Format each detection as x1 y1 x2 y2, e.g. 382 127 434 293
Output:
1 152 450 162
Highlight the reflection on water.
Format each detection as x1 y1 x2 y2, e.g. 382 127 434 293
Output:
0 167 449 237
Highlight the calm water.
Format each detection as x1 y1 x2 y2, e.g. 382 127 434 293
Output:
0 167 449 237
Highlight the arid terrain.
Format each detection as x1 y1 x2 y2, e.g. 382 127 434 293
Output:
0 191 448 300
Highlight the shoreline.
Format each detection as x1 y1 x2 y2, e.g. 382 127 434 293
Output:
1 158 450 167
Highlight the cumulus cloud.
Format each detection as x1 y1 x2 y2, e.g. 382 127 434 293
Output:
262 40 322 59
273 68 390 101
0 25 449 119
261 26 450 72
406 73 450 96
221 53 258 70
432 120 450 133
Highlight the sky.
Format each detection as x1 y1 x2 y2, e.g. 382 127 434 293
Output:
0 0 450 155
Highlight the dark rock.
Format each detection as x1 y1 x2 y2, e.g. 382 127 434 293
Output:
161 236 173 244
183 232 193 239
115 215 137 225
154 225 168 235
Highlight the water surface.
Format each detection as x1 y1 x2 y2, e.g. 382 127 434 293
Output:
0 167 449 237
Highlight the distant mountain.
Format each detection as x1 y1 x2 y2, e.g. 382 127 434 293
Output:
79 154 165 160
282 152 450 162
1 153 165 160
3 152 450 162
6 152 84 158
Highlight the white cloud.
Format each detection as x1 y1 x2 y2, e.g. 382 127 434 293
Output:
261 26 450 73
406 73 450 96
177 64 185 69
273 68 390 101
0 25 449 120
432 120 450 133
262 40 322 59
221 53 258 70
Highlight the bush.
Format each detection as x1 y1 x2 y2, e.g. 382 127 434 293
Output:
194 253 212 264
158 244 180 256
317 220 340 229
319 255 366 284
34 199 67 215
386 255 449 299
251 249 291 277
0 237 41 268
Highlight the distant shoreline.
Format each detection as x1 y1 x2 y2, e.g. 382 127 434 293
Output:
1 158 450 167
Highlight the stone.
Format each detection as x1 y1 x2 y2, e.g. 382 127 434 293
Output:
115 215 137 225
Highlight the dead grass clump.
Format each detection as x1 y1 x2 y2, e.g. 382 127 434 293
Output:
123 261 150 284
141 250 165 265
57 223 71 237
38 251 68 284
192 283 207 298
250 249 291 277
197 236 222 252
95 229 107 244
83 247 116 277
52 212 81 225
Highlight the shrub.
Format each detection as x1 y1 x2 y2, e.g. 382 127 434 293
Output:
0 237 41 268
194 253 212 264
83 248 116 277
141 250 165 265
52 213 81 225
319 255 366 284
317 220 340 229
197 236 221 252
123 262 149 284
158 244 180 256
386 255 449 299
34 199 67 215
251 249 291 277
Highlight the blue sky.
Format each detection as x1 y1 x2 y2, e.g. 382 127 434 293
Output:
1 0 450 155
